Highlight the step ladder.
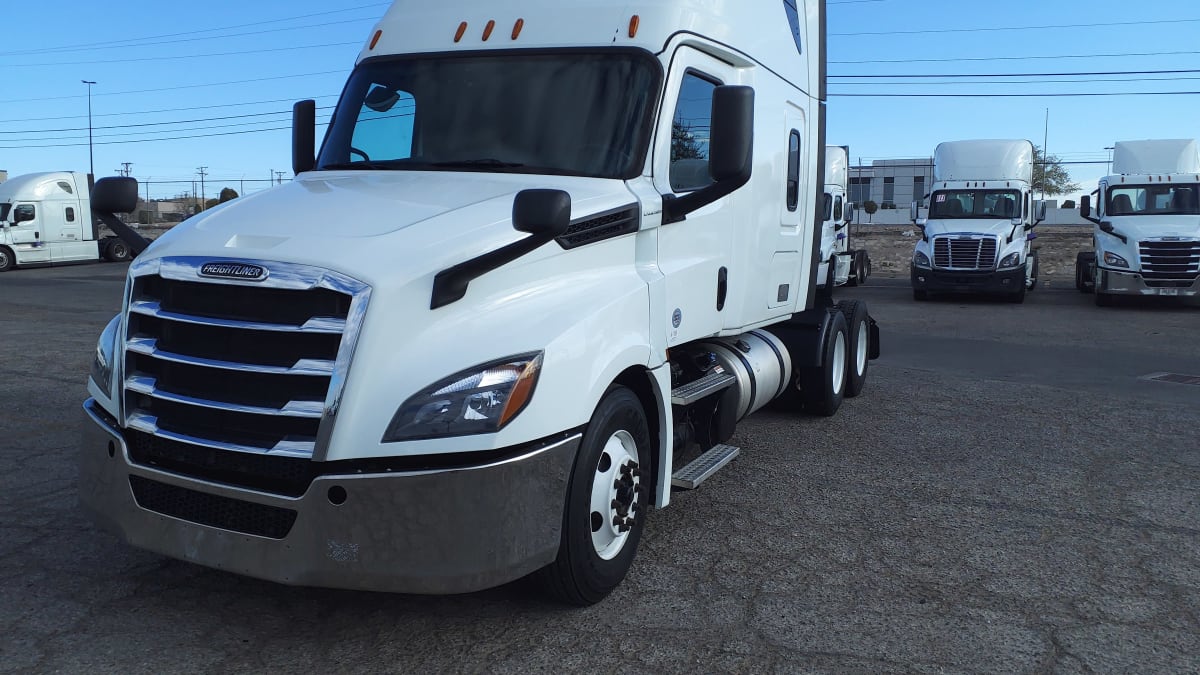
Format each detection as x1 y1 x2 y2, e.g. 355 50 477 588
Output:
671 444 740 489
670 370 736 406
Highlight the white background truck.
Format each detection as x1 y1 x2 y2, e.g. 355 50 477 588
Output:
0 171 134 272
818 145 869 292
1076 139 1200 304
910 139 1046 303
80 0 878 605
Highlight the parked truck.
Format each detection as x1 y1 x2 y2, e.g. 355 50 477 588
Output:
1076 139 1200 304
80 0 879 605
818 145 870 292
910 140 1046 303
0 171 134 272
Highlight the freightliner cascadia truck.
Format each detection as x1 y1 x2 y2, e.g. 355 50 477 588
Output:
0 171 133 272
910 140 1047 303
1076 139 1200 304
80 0 879 605
817 145 869 292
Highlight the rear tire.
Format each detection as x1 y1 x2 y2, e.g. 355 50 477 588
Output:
0 246 13 272
836 300 869 398
104 238 131 262
536 386 650 606
798 310 848 417
855 250 869 286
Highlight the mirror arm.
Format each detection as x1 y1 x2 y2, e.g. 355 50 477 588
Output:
430 233 553 309
661 175 749 225
94 211 150 255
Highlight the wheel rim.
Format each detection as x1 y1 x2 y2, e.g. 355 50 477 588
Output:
0 250 9 268
114 244 127 258
831 332 846 396
589 429 641 560
855 321 868 376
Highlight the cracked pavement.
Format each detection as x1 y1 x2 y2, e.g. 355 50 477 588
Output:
1 265 1197 673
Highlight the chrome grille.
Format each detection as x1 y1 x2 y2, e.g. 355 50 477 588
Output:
932 236 998 271
122 257 370 461
1139 240 1200 280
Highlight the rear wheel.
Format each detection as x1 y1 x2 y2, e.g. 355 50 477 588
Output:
537 386 650 605
837 300 869 398
854 250 869 286
0 246 13 272
798 310 848 416
104 239 131 262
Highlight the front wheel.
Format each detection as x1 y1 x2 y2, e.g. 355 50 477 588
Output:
0 246 13 272
105 238 131 262
536 386 650 605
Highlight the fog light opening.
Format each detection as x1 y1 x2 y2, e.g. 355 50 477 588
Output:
107 441 115 458
328 485 348 506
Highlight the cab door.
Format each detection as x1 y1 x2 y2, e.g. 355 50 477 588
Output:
652 48 739 346
52 203 94 262
8 203 51 264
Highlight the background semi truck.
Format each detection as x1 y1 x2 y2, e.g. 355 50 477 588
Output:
0 171 134 272
817 145 870 293
1076 139 1200 304
80 0 879 605
909 139 1046 303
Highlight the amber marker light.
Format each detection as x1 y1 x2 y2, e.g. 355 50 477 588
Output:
629 15 640 38
369 30 383 50
454 21 468 43
482 20 496 41
512 18 525 40
498 355 543 427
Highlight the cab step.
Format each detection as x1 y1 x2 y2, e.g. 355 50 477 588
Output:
671 444 740 489
670 370 736 406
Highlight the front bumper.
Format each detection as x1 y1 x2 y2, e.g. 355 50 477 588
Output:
79 399 578 594
910 264 1025 295
1097 267 1200 297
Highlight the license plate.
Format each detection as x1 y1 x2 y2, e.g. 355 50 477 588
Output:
1158 288 1180 296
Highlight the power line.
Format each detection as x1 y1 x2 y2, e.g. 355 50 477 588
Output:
0 70 347 104
0 105 341 134
830 75 1200 86
831 49 1200 65
830 68 1200 79
0 94 342 124
830 17 1200 37
4 41 361 68
831 91 1200 98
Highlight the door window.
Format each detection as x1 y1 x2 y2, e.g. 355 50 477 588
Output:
13 204 36 223
669 72 719 192
787 131 801 211
66 207 76 223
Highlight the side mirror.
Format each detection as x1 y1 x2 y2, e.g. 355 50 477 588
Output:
709 86 754 183
846 203 856 224
910 201 920 224
512 189 571 238
91 177 150 256
1035 200 1047 224
293 99 316 175
1080 195 1091 218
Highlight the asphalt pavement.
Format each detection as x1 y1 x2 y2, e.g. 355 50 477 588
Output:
1 265 1197 673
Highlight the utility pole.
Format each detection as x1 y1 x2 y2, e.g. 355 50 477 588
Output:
82 80 97 187
120 162 133 177
197 166 208 211
1041 108 1049 203
275 170 286 185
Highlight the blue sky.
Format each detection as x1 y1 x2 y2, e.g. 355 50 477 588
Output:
2 0 1199 202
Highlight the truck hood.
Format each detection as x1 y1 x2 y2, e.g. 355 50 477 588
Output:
1106 215 1200 242
922 218 1024 239
142 170 637 288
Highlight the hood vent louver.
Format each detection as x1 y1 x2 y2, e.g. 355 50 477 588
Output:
556 204 639 250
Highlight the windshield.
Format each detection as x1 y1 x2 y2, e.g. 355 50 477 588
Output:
318 50 661 179
1107 184 1200 216
930 190 1021 219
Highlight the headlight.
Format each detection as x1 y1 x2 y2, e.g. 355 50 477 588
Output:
913 251 931 268
1103 251 1129 268
382 352 543 442
90 315 121 398
998 252 1023 269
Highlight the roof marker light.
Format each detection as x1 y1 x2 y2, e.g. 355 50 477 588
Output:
629 15 640 38
512 18 524 40
455 21 468 43
369 30 383 50
483 20 495 41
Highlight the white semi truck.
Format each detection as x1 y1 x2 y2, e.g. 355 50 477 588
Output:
80 0 879 605
1076 139 1200 304
0 171 134 272
817 145 869 293
910 140 1046 303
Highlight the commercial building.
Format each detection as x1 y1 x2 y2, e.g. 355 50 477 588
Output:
849 157 934 209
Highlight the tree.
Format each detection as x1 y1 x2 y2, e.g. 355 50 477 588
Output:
671 121 705 162
1033 146 1080 197
219 187 239 203
862 199 878 224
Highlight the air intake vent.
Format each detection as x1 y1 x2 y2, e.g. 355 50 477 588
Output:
556 205 639 249
932 236 999 271
129 475 297 539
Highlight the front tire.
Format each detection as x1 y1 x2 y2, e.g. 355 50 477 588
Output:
104 238 131 262
0 246 14 272
537 386 650 605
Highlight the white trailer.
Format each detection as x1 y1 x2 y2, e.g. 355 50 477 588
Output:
1076 139 1200 304
80 0 879 605
0 171 134 272
910 140 1046 303
818 145 869 291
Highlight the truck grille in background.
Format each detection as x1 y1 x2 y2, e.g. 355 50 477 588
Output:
932 236 998 271
122 259 370 476
1139 240 1200 281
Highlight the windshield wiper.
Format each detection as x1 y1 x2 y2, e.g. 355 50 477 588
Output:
431 158 525 169
319 160 416 171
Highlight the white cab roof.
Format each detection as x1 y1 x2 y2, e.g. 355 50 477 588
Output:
1111 139 1200 175
825 146 848 188
0 171 84 201
933 140 1033 183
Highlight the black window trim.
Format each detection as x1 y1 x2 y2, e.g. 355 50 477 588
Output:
668 67 725 194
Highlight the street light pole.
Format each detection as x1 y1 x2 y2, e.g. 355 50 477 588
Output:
82 80 96 185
